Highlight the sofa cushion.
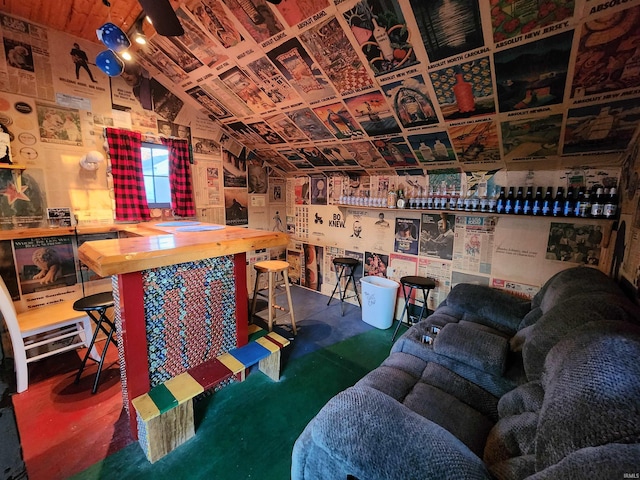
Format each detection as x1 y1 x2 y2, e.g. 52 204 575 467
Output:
483 411 538 466
487 455 536 480
533 266 624 313
527 444 640 480
357 352 497 456
294 386 493 480
497 381 543 418
445 284 531 336
535 321 640 471
434 323 509 376
522 292 640 381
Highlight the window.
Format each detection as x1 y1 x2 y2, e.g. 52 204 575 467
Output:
141 143 170 208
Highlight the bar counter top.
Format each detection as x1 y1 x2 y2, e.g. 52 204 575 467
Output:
78 222 289 277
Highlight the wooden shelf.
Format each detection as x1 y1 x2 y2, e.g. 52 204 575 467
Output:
0 164 26 170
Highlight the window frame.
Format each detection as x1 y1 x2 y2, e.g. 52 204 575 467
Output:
141 142 171 209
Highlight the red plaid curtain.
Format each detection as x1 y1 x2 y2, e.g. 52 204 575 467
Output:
105 128 150 222
161 137 195 217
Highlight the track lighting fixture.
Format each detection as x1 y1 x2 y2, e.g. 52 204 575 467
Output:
137 0 184 37
132 17 147 45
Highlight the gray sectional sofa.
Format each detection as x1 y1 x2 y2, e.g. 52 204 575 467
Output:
292 266 640 479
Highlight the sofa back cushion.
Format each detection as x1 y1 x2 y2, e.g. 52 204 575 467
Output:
534 321 640 472
521 292 640 381
532 266 624 313
434 323 509 376
444 284 531 336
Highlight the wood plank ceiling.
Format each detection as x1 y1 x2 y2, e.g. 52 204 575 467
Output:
0 0 174 43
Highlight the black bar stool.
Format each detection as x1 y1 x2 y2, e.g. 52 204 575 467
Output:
327 257 361 316
73 291 116 394
391 275 436 342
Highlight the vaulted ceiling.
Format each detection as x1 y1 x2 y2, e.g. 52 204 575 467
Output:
0 0 147 42
1 1 639 178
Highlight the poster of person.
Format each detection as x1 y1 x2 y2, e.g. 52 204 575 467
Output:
13 236 76 295
224 188 248 226
364 251 389 277
420 212 455 260
0 13 54 101
310 175 327 205
546 222 603 265
36 103 82 145
270 206 285 232
247 160 268 194
394 217 420 255
4 38 34 72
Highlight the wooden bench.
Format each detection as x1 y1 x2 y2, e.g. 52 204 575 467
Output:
131 326 290 463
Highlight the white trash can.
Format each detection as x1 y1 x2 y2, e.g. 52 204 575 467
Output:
360 276 400 329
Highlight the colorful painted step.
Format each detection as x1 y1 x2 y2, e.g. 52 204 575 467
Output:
131 326 290 463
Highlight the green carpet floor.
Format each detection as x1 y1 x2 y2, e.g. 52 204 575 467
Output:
72 327 393 479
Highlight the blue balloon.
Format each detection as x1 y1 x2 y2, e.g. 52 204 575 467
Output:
95 50 124 77
96 22 131 52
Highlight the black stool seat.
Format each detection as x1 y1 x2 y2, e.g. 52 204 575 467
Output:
327 257 362 316
333 257 359 267
400 276 436 290
392 275 436 342
73 291 114 311
74 291 117 394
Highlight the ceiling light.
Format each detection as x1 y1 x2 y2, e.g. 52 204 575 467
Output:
120 50 133 61
132 18 147 45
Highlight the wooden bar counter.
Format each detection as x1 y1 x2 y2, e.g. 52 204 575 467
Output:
78 222 288 437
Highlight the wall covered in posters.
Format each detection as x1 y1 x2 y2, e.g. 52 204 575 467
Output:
0 0 639 312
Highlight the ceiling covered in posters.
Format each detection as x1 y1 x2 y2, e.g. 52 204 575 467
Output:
9 0 640 177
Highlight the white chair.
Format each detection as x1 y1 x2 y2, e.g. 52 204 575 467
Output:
0 275 98 393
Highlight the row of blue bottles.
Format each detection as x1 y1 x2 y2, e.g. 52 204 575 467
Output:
495 185 618 218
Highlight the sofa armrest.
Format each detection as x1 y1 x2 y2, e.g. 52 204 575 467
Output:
292 386 492 480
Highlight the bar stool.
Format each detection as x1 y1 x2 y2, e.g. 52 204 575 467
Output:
73 291 117 394
250 260 297 335
327 257 361 316
391 275 436 342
